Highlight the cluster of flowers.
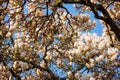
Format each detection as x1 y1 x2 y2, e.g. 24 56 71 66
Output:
67 31 119 69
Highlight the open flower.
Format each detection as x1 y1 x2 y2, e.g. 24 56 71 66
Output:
67 71 73 78
6 31 12 38
27 2 37 12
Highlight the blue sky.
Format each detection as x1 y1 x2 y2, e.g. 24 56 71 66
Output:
4 3 103 36
64 4 103 36
3 3 104 77
4 2 118 79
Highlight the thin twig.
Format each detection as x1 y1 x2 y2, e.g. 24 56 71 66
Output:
46 2 49 17
106 0 116 9
105 23 114 47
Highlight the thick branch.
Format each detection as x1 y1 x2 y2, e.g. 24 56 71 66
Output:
42 46 66 80
14 56 65 80
2 61 21 80
95 4 120 41
9 68 21 80
62 0 120 41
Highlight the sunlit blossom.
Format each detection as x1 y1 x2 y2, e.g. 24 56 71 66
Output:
0 0 120 80
67 71 73 78
6 31 12 37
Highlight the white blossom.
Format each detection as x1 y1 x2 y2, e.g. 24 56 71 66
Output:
89 58 94 63
18 42 24 48
15 14 22 20
27 2 37 12
13 61 18 70
45 52 52 61
111 53 118 61
40 60 46 68
107 48 118 56
98 41 106 50
6 31 12 37
56 59 62 67
86 63 90 68
89 77 95 80
90 0 97 3
67 71 73 78
36 69 42 76
0 31 2 36
0 63 3 72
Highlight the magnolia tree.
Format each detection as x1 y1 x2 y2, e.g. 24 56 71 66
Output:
0 0 120 80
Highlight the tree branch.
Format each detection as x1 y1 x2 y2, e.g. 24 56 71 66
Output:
61 0 120 41
2 61 21 80
13 55 65 80
9 68 21 80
